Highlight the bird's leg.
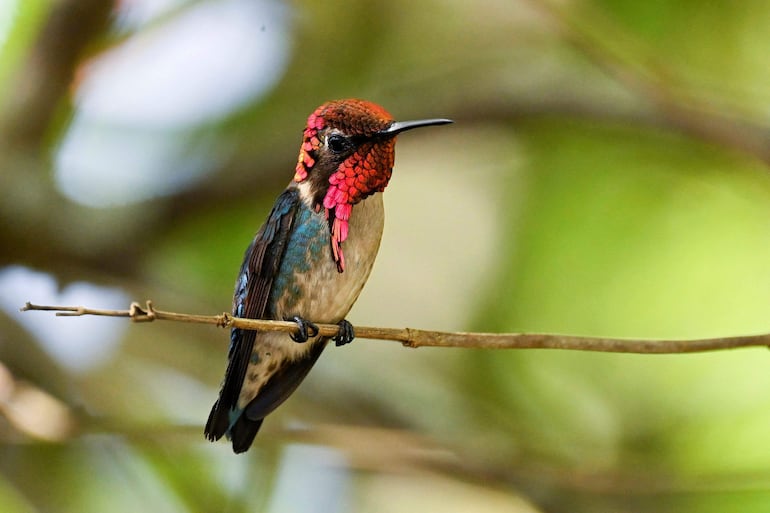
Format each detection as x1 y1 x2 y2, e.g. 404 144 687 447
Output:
334 319 355 347
288 316 319 343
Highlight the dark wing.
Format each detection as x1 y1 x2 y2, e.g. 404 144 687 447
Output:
205 188 301 447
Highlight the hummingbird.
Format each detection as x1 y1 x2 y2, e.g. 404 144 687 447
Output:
205 99 451 453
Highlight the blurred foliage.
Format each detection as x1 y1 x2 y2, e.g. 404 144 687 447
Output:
0 0 769 512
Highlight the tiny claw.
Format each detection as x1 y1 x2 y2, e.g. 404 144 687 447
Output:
334 319 355 347
288 316 319 343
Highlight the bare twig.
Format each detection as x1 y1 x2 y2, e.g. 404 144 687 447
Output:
20 301 770 354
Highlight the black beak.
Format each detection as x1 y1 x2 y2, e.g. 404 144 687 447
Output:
378 118 453 136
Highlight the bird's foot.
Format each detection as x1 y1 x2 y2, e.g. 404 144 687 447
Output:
334 319 355 347
288 316 319 343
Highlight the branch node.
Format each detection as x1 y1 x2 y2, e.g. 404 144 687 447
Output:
129 300 156 323
402 328 418 348
219 313 232 329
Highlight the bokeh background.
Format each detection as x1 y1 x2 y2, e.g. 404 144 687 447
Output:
1 1 769 512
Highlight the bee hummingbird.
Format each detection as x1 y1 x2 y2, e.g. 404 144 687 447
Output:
205 99 451 453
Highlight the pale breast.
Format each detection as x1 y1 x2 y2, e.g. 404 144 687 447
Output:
263 192 383 326
283 193 385 323
236 193 385 409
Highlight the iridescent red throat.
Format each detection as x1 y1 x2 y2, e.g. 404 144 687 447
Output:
293 100 395 273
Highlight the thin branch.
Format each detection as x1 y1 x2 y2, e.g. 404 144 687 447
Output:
20 301 770 354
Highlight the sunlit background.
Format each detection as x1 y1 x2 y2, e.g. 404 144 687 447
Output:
1 0 769 512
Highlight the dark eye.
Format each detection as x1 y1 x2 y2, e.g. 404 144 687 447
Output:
327 134 351 154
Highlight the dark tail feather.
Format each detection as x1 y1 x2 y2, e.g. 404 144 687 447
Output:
204 399 229 442
205 328 256 443
205 400 264 453
230 416 264 454
206 339 327 452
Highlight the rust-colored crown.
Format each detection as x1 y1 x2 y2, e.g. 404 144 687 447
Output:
293 99 394 183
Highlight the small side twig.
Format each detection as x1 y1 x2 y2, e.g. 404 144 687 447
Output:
20 301 770 354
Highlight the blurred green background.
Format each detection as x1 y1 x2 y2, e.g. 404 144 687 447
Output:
0 1 769 512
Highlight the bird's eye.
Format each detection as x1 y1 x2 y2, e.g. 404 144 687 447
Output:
326 134 350 154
